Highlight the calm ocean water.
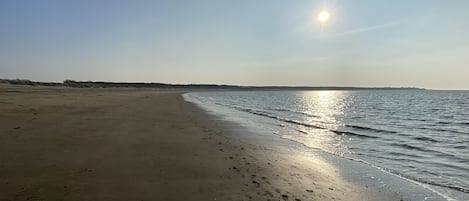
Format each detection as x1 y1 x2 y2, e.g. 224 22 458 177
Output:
184 90 469 200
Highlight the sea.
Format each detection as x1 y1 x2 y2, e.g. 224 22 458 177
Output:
183 90 469 201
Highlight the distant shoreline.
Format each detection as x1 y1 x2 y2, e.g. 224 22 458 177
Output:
0 78 424 90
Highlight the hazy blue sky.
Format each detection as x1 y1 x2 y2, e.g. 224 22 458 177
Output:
1 0 468 89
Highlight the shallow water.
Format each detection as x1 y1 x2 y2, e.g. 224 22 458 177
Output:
184 90 469 200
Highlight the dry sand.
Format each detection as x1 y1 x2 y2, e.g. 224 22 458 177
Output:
0 85 399 201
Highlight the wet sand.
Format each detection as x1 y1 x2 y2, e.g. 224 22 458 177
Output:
0 85 398 200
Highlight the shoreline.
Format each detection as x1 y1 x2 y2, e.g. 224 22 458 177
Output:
0 85 436 200
184 91 452 201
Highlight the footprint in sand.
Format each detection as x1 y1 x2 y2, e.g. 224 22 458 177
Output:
252 180 260 187
281 194 289 200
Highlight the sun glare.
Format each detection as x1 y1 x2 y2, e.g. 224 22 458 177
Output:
317 10 330 23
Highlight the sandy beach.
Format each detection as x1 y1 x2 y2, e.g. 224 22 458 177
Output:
0 85 399 201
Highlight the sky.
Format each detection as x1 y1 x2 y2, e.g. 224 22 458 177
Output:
1 0 468 89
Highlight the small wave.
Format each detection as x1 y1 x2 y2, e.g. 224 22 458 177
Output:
345 125 397 134
437 121 451 125
428 161 469 172
390 143 428 152
413 136 440 143
335 154 469 197
267 108 321 118
330 130 379 138
232 106 324 129
352 155 469 194
388 144 460 160
387 151 421 158
401 174 469 194
371 155 422 164
454 145 468 149
281 119 324 129
232 106 379 139
404 118 428 122
417 127 469 135
432 128 450 132
441 115 454 119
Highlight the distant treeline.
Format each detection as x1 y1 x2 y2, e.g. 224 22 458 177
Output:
0 78 424 90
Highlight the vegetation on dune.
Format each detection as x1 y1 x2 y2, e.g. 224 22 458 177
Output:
0 78 424 90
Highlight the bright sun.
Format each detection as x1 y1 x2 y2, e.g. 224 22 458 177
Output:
317 10 330 23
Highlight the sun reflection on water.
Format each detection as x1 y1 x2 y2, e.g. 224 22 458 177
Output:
285 91 352 155
300 91 349 127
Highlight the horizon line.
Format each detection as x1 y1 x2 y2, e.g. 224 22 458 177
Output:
0 78 437 90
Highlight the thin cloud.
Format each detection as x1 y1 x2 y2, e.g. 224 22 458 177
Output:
336 22 399 36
